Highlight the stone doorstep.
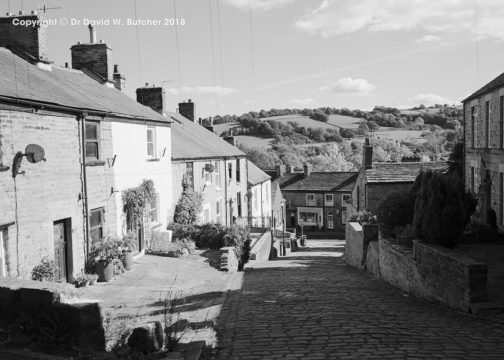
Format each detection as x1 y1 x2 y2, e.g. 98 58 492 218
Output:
470 301 504 315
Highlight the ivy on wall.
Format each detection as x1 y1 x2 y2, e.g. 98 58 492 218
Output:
122 179 156 228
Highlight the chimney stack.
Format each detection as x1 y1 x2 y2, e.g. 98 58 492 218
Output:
224 136 236 146
286 165 293 174
136 86 165 114
303 163 312 178
363 137 373 170
113 64 125 91
276 165 286 178
0 12 49 62
71 27 113 81
89 24 96 44
178 99 195 121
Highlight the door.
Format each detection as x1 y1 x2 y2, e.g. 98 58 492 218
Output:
53 220 68 282
0 230 6 277
327 215 334 229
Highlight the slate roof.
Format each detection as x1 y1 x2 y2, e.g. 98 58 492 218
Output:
277 172 358 192
170 113 245 160
247 161 271 186
365 162 449 184
0 47 169 123
463 72 504 103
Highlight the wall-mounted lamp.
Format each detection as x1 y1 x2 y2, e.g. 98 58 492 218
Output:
107 155 117 167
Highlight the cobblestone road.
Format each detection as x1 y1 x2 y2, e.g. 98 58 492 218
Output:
213 240 504 359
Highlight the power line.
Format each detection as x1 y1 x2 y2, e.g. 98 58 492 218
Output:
208 0 219 114
474 0 480 88
216 0 225 90
173 0 183 103
7 0 11 13
248 0 257 105
133 0 143 85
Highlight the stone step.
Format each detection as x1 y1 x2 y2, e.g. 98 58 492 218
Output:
470 301 504 314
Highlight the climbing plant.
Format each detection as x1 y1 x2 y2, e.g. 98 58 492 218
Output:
174 188 203 225
122 179 156 228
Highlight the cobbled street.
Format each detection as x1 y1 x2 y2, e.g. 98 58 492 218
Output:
213 239 504 359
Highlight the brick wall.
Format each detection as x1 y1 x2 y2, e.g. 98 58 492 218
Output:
137 87 165 115
0 14 48 62
71 43 113 81
0 108 116 279
464 85 504 231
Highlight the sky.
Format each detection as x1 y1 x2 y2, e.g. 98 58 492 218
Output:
3 0 504 117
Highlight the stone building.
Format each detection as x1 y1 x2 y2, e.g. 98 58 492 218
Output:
247 161 272 227
463 72 504 230
275 165 357 236
136 92 249 225
0 13 170 280
350 138 448 215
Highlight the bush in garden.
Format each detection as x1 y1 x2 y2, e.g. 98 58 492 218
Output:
411 170 475 248
195 224 226 249
349 210 377 225
376 191 415 238
31 256 57 281
222 225 251 264
174 188 203 225
168 223 198 242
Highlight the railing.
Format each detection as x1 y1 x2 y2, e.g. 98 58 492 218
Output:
235 216 273 229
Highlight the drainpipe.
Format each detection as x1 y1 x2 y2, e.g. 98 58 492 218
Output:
224 158 228 225
79 113 91 260
463 102 466 187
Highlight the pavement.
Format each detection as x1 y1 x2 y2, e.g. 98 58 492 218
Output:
212 239 504 360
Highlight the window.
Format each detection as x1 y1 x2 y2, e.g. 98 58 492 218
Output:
306 194 316 206
341 210 347 225
215 161 221 188
357 186 360 211
500 96 504 149
204 163 214 185
486 101 490 148
327 215 334 229
185 162 194 189
498 172 504 226
149 194 159 223
237 192 242 217
342 194 351 205
471 106 477 148
0 230 6 277
253 188 259 211
265 183 269 202
236 159 241 182
471 167 475 193
216 200 221 224
325 194 334 206
90 208 104 242
85 122 100 160
228 162 233 180
147 127 156 158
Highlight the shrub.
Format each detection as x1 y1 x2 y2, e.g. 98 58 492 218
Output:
195 223 226 249
174 188 203 225
222 225 251 263
168 223 198 241
376 191 415 238
159 240 196 258
411 170 475 248
349 210 377 225
310 111 329 122
31 256 57 282
90 237 122 263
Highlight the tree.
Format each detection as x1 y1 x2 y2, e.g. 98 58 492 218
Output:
310 111 329 122
174 188 203 225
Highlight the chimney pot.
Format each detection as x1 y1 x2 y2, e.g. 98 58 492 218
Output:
19 11 23 15
31 10 36 15
88 24 96 43
65 62 68 68
114 64 119 73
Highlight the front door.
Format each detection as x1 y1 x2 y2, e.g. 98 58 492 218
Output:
53 220 68 282
0 230 6 277
327 215 334 229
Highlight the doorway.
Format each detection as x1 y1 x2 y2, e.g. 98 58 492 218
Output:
53 219 72 282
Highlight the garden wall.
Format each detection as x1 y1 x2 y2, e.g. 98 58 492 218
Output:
0 278 105 353
249 230 272 262
345 222 488 312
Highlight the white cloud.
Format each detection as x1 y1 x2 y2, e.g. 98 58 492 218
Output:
321 77 375 95
416 34 441 43
411 94 458 106
289 98 315 106
222 0 295 11
296 0 504 40
165 86 237 96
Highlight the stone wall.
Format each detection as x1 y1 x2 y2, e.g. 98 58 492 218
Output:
345 222 489 312
219 247 238 272
345 222 378 270
0 278 105 353
249 231 272 262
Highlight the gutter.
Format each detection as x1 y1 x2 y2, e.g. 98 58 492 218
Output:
463 102 466 186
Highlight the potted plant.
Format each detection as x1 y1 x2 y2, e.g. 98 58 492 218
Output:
74 273 91 288
90 237 121 282
88 273 99 285
121 231 138 271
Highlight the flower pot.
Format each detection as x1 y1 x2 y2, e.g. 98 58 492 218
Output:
96 260 114 282
123 251 134 270
89 278 97 286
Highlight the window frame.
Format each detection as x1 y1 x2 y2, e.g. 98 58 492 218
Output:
306 193 316 206
327 215 334 229
147 126 157 159
341 210 347 225
216 199 222 224
228 162 233 180
342 194 351 206
90 207 105 242
149 194 159 224
324 194 334 207
471 106 477 148
236 159 241 183
85 121 100 161
237 192 242 217
215 161 221 188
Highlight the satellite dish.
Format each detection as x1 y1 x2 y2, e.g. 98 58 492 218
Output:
25 144 46 164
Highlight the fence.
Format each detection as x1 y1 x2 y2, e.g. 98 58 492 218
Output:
235 216 273 229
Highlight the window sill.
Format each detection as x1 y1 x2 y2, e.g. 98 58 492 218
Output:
0 221 15 229
147 158 161 162
86 160 106 167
